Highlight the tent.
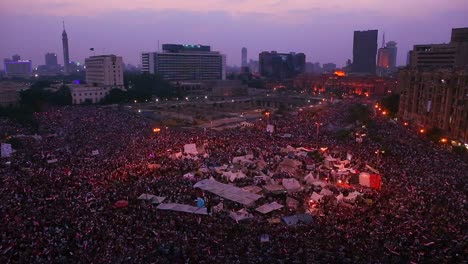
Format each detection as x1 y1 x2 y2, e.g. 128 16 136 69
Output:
183 144 198 155
277 159 302 174
282 178 302 193
263 184 287 194
157 203 207 215
222 171 247 182
255 202 284 214
232 154 254 164
151 196 166 204
230 208 253 222
359 172 371 187
183 172 196 180
243 185 263 194
320 188 333 196
194 179 262 206
310 192 324 202
138 193 155 201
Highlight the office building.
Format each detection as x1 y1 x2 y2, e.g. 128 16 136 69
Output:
4 55 32 79
259 51 306 79
141 44 226 81
241 47 247 67
45 53 58 67
62 22 70 74
409 27 468 70
386 41 397 68
352 30 378 74
70 84 111 104
85 55 124 88
397 68 468 143
322 63 337 73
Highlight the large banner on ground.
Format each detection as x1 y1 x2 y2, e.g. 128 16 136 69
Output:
184 144 198 155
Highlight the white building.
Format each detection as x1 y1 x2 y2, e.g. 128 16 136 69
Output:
69 84 111 104
85 55 124 88
141 44 226 81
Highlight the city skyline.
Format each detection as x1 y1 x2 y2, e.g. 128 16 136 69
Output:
0 1 467 68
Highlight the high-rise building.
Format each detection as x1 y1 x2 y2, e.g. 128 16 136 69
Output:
352 30 378 74
397 68 468 143
409 27 468 70
141 44 226 81
4 55 32 79
259 51 305 79
241 47 247 68
85 55 124 88
386 41 397 68
45 53 58 67
62 22 70 74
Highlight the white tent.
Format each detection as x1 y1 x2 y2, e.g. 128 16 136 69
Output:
183 172 196 180
194 179 262 206
151 196 166 204
282 178 302 193
320 188 333 196
183 144 198 155
304 172 318 184
230 208 253 222
222 171 247 182
138 193 155 201
255 202 284 214
310 192 324 202
359 172 371 187
263 184 287 194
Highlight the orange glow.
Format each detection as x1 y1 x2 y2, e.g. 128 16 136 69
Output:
334 71 346 77
420 129 425 133
440 138 448 143
404 122 408 126
265 112 270 117
153 128 161 133
382 111 387 115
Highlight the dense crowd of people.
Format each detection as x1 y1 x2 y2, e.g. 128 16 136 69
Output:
0 100 467 263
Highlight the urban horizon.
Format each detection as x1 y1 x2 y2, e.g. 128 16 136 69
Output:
1 0 467 68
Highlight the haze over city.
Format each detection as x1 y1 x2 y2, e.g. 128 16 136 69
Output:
1 0 467 67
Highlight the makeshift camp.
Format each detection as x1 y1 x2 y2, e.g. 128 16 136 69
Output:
194 179 262 206
157 203 207 215
183 144 198 155
310 192 324 202
230 209 253 222
282 178 302 193
277 159 302 174
255 202 284 214
282 214 313 226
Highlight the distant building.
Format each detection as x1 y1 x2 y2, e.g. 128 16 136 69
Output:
241 47 248 68
398 68 468 143
386 41 397 68
45 53 58 67
259 51 305 79
141 44 226 81
352 30 378 74
248 59 259 73
409 27 468 70
322 63 337 73
0 81 29 106
69 84 111 104
85 55 124 88
4 55 32 79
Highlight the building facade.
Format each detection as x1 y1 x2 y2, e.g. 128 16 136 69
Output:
85 55 124 88
141 44 226 81
352 30 378 74
4 55 32 79
259 51 305 79
45 53 58 67
70 85 112 104
322 63 337 73
397 68 468 143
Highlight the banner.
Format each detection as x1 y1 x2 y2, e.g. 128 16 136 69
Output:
92 150 99 156
183 144 198 155
1 143 12 158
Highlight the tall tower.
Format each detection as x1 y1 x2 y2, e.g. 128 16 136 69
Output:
62 21 70 74
241 47 247 67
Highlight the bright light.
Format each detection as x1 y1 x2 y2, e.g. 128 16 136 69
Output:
420 129 425 133
204 96 208 99
134 100 137 103
404 122 408 126
334 71 346 77
382 111 387 115
185 97 189 100
338 180 342 184
153 128 161 133
138 109 141 113
440 138 448 143
232 99 235 103
156 99 159 102
34 74 38 77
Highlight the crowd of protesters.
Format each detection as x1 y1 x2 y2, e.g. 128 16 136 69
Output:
0 100 467 263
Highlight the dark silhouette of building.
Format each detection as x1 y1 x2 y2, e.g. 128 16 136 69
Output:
62 22 70 74
45 53 58 67
259 51 305 79
241 47 247 68
322 63 337 73
352 30 378 74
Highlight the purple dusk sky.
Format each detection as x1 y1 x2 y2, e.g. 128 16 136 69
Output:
1 0 467 68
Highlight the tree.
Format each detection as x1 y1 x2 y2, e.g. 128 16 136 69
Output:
379 94 400 117
101 89 129 104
